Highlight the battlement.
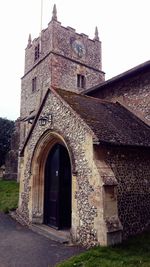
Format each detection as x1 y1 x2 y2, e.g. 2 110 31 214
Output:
26 17 98 50
24 5 102 75
20 4 104 132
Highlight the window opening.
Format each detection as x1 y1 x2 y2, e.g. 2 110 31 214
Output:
77 74 85 88
32 77 37 92
34 44 40 61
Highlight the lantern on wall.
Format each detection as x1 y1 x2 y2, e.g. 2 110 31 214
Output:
39 114 52 126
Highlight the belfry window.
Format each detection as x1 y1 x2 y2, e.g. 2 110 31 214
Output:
34 44 40 61
77 74 85 89
32 77 37 92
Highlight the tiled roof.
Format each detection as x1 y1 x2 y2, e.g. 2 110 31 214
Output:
56 88 150 147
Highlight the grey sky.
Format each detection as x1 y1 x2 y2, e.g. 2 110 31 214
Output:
0 0 149 120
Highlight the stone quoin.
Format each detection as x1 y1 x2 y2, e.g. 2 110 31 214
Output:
17 5 150 247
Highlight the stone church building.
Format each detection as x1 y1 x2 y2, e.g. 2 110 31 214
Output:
17 5 150 247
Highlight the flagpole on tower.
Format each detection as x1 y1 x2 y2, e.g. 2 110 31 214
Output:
39 0 43 53
40 0 43 33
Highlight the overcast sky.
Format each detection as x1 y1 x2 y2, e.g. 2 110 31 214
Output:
0 0 149 120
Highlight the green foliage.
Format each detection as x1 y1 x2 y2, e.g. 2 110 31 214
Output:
0 180 19 213
56 232 150 267
0 117 15 166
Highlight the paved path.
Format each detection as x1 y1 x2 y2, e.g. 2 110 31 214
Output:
0 212 84 267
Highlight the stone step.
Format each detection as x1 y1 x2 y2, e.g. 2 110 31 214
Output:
30 224 71 244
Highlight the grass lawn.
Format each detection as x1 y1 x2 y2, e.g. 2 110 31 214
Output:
56 231 150 267
0 180 19 213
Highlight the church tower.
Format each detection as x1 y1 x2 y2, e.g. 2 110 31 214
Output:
20 5 105 145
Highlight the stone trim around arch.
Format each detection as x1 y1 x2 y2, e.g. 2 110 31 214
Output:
18 128 123 246
30 131 74 226
17 89 122 246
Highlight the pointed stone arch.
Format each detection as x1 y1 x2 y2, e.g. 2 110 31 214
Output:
30 130 73 225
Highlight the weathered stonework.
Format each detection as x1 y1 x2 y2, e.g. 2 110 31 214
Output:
96 145 150 239
18 5 150 248
18 90 122 247
87 68 150 126
20 13 105 147
4 119 20 180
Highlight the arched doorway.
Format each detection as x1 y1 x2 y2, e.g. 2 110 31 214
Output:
44 143 71 229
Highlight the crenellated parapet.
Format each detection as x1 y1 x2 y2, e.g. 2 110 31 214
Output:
24 5 103 75
20 4 105 148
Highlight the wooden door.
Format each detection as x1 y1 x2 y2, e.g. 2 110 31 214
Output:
44 144 71 229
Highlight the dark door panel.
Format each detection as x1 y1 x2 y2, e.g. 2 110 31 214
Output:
44 144 71 229
44 145 59 228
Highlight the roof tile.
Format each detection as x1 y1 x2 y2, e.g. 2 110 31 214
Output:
56 88 150 147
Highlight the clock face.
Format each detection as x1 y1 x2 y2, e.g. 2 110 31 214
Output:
72 40 86 57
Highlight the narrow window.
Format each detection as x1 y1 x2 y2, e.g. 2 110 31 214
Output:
34 44 40 61
77 74 85 89
23 123 26 139
32 77 37 92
